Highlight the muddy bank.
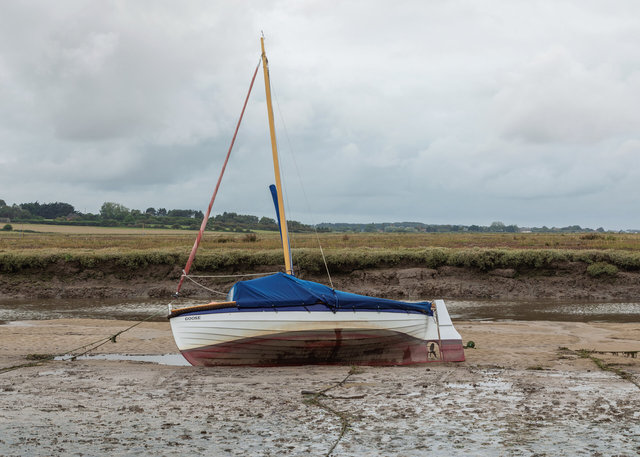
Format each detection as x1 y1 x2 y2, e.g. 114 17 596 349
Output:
1 262 640 301
1 319 639 456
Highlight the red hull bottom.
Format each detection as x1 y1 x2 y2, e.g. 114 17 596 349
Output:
181 329 465 366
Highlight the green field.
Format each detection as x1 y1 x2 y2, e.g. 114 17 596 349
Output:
4 224 640 250
2 229 640 274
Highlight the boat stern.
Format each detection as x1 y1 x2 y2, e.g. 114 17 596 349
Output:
426 299 465 362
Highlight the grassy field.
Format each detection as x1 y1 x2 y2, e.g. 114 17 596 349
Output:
7 223 199 235
2 228 640 274
2 225 640 251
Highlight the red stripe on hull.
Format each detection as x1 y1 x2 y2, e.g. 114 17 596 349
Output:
180 329 465 366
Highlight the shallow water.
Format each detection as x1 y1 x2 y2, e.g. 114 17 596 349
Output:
447 299 640 323
0 297 639 323
0 298 186 322
54 353 191 366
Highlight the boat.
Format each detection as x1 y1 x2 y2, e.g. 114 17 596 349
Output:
167 37 465 366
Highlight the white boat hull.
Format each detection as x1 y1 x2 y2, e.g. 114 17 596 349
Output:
169 300 464 366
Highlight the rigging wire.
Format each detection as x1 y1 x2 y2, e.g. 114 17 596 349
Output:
270 80 334 289
184 271 280 279
179 271 282 297
182 273 229 297
175 58 262 296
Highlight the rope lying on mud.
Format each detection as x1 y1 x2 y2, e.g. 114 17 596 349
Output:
302 366 364 457
0 360 49 375
560 347 640 390
0 308 167 375
63 309 167 359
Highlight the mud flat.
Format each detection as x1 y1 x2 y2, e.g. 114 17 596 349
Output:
3 265 640 303
1 318 639 456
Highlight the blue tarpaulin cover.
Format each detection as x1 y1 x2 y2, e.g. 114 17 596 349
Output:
231 272 433 314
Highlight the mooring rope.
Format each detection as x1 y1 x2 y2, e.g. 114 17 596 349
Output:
63 309 168 359
0 307 168 375
562 347 640 390
302 366 363 456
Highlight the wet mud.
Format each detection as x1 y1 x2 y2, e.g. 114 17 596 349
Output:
1 319 639 456
2 264 640 303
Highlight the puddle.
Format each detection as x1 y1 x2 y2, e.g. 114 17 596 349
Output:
2 320 35 326
446 380 513 391
55 353 191 366
38 369 67 376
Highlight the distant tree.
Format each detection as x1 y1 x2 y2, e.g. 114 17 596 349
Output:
168 209 200 218
99 202 130 221
157 208 167 217
561 225 582 232
20 201 74 219
19 202 40 216
77 212 100 221
288 220 314 233
0 199 6 207
0 204 31 219
2 224 12 231
489 221 506 232
145 207 157 216
258 216 278 230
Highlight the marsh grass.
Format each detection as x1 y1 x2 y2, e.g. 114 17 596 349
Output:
2 245 640 274
2 231 640 273
586 262 619 277
2 231 640 251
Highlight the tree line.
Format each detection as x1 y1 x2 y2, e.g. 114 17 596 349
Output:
317 221 615 234
0 199 315 233
0 198 627 233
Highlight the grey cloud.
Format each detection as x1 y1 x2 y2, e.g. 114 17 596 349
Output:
1 1 640 230
492 47 640 144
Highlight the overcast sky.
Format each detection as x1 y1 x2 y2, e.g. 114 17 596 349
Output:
1 1 639 229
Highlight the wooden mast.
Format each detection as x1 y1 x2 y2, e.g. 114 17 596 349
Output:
261 37 293 275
